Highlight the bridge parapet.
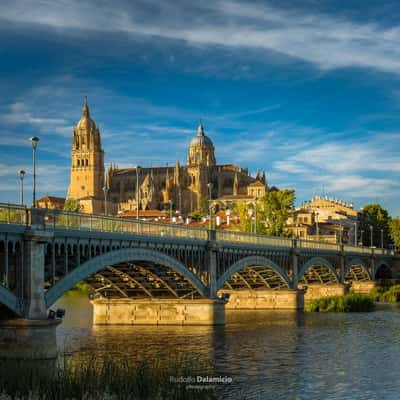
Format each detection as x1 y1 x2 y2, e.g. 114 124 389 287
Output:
0 203 395 256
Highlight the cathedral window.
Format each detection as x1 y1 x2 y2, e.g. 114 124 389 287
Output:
86 159 89 167
77 159 80 167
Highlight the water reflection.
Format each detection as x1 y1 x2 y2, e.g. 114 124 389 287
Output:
55 293 400 399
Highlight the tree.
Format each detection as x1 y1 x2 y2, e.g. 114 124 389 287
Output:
261 189 295 236
359 204 391 247
389 217 400 248
63 198 82 213
232 202 252 233
233 189 295 236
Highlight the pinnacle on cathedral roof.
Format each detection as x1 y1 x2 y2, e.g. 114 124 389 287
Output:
76 96 96 130
197 120 204 136
82 96 90 118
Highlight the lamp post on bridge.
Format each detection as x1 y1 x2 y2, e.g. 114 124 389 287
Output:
361 229 364 246
369 225 373 248
29 136 39 207
168 199 173 221
102 186 108 216
381 228 384 249
354 221 358 246
254 196 258 234
207 182 213 230
135 166 141 220
18 170 25 206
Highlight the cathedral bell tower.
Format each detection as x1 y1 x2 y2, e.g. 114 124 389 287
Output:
186 121 216 211
67 97 105 213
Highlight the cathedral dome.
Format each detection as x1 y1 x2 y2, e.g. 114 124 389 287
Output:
187 121 216 167
190 122 214 146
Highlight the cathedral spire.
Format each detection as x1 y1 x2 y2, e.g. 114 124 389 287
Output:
197 119 204 136
82 96 90 118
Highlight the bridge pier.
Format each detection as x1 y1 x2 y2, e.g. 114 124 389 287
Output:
91 298 226 325
351 280 377 294
0 319 60 359
219 289 305 310
23 229 53 319
300 283 348 304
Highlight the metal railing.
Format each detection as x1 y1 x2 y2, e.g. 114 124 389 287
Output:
0 203 28 225
0 203 396 255
297 239 340 251
215 229 292 247
43 208 208 240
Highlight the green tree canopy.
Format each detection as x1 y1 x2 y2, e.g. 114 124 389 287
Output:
63 198 82 213
359 204 391 247
261 189 295 236
389 217 400 248
233 189 295 236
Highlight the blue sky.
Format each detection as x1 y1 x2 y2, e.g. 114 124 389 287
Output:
1 0 400 215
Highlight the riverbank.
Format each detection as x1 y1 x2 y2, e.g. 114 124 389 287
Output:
0 354 217 400
305 293 374 312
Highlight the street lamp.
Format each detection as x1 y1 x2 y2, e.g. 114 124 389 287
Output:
102 186 108 215
168 199 173 221
381 228 384 249
354 221 358 246
360 229 364 246
29 136 39 206
369 225 373 248
135 166 141 221
207 182 213 230
247 208 254 233
254 197 258 234
315 212 319 239
18 170 25 206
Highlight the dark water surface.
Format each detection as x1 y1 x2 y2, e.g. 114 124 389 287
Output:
56 294 400 399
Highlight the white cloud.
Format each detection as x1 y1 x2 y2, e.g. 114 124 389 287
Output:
2 1 400 74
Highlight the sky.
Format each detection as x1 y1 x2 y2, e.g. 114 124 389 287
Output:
0 0 400 215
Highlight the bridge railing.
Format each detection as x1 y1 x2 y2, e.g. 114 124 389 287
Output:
343 245 372 254
0 203 29 225
42 208 208 240
215 229 292 247
0 203 396 255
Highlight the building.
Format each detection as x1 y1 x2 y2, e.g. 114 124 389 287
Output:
287 196 359 243
35 195 65 210
67 99 267 215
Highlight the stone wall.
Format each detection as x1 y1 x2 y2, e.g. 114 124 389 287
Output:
219 289 304 310
351 281 376 294
91 298 226 325
300 283 348 304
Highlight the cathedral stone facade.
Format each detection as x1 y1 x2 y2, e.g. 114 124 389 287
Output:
67 99 266 215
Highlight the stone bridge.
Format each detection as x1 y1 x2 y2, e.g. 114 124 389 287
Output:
0 204 398 326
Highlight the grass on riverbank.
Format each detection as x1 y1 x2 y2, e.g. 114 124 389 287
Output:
370 285 400 303
305 293 374 313
0 355 218 400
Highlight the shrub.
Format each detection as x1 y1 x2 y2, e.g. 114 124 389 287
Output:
306 293 374 312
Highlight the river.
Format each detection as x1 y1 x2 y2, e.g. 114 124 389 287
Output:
55 293 400 399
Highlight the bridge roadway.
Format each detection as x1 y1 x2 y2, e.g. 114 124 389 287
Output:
0 203 398 327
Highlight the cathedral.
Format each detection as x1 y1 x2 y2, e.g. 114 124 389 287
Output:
67 99 267 215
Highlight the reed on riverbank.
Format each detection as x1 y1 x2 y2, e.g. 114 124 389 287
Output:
0 354 218 400
305 293 374 312
370 285 400 302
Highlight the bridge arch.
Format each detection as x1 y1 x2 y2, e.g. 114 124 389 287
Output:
374 261 393 280
295 257 340 287
217 256 291 291
344 258 371 281
45 248 209 307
